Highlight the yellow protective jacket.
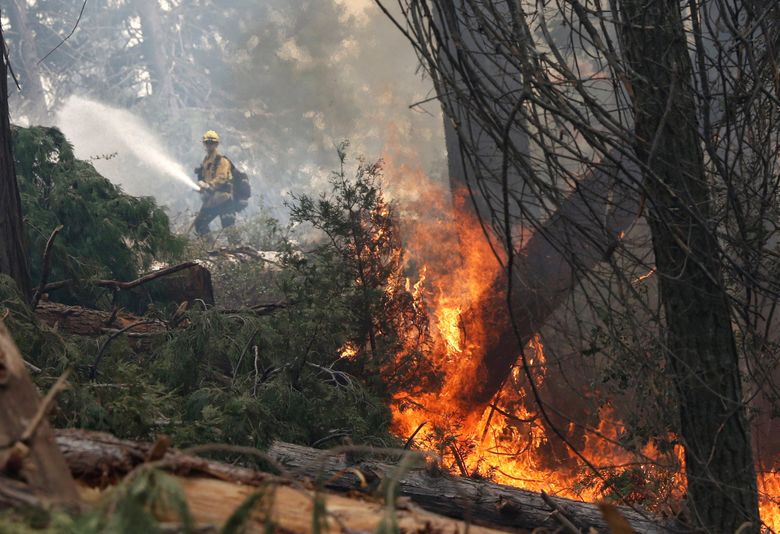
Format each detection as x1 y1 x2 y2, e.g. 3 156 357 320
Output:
198 152 234 209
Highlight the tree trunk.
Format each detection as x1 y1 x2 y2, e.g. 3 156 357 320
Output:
457 153 641 412
54 429 677 533
136 0 175 108
617 0 760 531
433 1 532 229
426 2 643 417
4 0 47 123
0 18 31 298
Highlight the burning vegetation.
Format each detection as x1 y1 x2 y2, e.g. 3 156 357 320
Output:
366 138 779 530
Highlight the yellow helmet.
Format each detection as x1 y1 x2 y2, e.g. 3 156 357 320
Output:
202 130 220 143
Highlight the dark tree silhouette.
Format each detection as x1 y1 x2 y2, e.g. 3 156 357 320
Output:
0 14 31 297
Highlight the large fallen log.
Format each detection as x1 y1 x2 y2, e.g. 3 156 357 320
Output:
54 429 677 533
35 300 167 338
55 429 509 533
269 440 676 533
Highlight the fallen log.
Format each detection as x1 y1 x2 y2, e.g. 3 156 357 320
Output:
35 300 167 337
55 430 509 533
268 440 676 533
54 429 677 533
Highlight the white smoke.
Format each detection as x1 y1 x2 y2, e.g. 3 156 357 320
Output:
56 96 201 197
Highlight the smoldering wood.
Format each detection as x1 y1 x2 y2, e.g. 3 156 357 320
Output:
268 439 673 533
54 429 677 533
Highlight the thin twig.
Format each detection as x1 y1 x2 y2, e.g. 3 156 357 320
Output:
90 320 158 379
252 345 260 397
449 443 469 477
541 491 581 534
31 225 64 309
403 422 427 450
37 0 89 65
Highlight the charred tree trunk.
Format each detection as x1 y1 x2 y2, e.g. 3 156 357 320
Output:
433 1 531 229
425 1 643 416
458 153 640 410
0 18 31 298
617 0 760 531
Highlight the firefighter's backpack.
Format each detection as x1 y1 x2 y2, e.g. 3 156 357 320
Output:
227 158 251 201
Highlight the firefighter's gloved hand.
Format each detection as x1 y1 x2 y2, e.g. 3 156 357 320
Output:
198 182 212 194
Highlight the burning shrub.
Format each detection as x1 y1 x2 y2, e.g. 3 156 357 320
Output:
286 142 437 397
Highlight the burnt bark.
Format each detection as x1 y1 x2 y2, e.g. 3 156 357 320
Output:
424 1 643 415
0 17 31 298
458 153 640 411
617 0 760 531
432 1 531 228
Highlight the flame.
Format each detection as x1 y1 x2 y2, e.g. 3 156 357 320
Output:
339 342 359 360
379 125 778 530
436 305 463 354
759 470 780 532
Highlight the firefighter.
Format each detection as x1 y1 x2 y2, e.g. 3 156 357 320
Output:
193 130 244 236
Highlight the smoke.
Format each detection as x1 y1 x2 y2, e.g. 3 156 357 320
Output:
56 96 201 199
28 1 446 219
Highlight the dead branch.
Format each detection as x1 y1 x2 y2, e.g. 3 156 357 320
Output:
90 320 161 379
31 224 63 309
20 369 70 444
41 261 200 294
93 261 199 291
541 491 582 534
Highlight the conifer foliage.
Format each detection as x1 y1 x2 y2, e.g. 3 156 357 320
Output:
13 126 185 305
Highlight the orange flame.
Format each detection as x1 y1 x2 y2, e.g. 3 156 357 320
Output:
380 125 778 531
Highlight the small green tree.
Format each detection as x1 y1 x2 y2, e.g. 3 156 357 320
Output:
287 143 433 394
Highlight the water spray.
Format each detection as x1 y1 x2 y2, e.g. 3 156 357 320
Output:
57 96 201 191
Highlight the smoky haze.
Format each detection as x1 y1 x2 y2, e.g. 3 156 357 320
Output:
9 0 445 222
57 96 201 195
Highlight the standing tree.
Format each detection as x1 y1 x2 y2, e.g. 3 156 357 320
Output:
0 13 31 298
